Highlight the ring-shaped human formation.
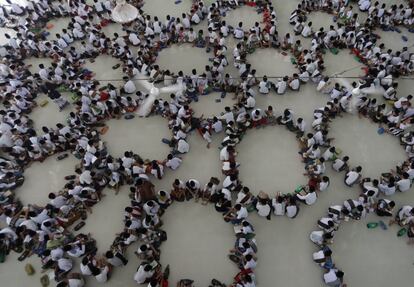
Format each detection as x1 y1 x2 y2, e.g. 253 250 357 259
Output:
1 1 414 287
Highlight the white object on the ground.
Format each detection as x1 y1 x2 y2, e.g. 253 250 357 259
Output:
112 0 139 23
135 73 186 117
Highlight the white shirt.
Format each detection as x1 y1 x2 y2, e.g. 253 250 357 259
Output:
57 258 73 272
129 33 141 46
397 178 411 192
124 80 136 93
134 266 154 284
302 25 312 37
398 206 414 221
50 195 67 208
324 269 339 284
236 207 248 219
332 159 345 172
257 203 271 217
11 4 23 14
345 171 359 185
68 278 84 287
379 183 396 196
359 0 371 11
95 266 109 283
289 79 300 90
234 28 244 39
212 121 223 133
80 263 92 276
221 188 232 201
286 205 298 218
220 147 230 161
259 81 270 94
245 96 256 108
191 13 200 24
51 248 64 261
177 139 189 153
272 199 285 216
220 111 234 123
244 259 257 270
297 192 317 205
276 80 287 94
80 170 92 185
166 157 182 170
319 181 329 192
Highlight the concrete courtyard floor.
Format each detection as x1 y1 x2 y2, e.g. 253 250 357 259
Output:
1 0 414 286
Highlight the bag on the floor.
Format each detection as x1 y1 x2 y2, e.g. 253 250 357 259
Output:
161 137 170 144
367 222 378 229
124 114 135 120
0 249 6 263
64 175 76 180
100 126 109 135
25 263 35 275
74 221 86 231
247 204 256 213
40 274 50 287
18 250 30 261
228 254 241 264
211 279 226 287
330 48 339 55
57 153 68 161
397 228 407 237
39 99 49 107
178 279 194 287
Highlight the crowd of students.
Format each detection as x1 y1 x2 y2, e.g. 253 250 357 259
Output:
0 0 271 286
0 0 414 287
285 1 414 286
